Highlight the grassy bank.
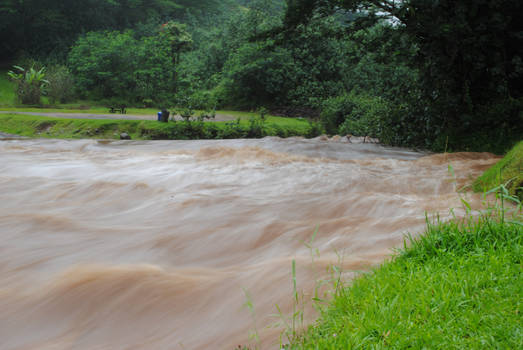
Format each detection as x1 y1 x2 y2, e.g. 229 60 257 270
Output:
0 113 319 140
474 141 523 200
0 69 14 107
289 203 522 349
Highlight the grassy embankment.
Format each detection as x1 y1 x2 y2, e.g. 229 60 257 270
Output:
473 141 523 200
0 69 15 107
286 144 522 349
290 211 522 349
0 113 317 140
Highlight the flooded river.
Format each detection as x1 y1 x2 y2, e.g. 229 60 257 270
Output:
0 137 498 349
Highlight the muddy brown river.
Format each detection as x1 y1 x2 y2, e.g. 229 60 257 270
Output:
0 137 498 349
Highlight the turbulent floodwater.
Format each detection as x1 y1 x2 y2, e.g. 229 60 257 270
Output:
0 137 498 350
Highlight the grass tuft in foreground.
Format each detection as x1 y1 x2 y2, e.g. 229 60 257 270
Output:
289 197 522 349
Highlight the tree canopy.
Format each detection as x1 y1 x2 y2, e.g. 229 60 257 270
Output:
0 0 226 60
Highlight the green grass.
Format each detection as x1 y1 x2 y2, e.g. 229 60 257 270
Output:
0 69 15 107
0 113 318 140
473 141 523 200
290 208 522 349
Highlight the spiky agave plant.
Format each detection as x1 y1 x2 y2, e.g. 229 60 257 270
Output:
7 65 49 105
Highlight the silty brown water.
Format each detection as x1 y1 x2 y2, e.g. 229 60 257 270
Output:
0 137 498 349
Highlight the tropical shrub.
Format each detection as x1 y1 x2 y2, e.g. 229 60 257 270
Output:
46 65 75 104
7 65 49 105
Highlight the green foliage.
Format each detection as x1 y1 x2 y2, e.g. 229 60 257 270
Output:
320 95 354 134
338 95 388 138
283 0 523 152
159 21 193 95
68 21 193 104
291 210 522 349
219 7 349 111
46 65 75 104
186 90 219 110
160 22 193 55
320 93 389 137
68 30 173 103
7 65 49 105
0 69 16 106
474 141 523 200
222 42 297 108
247 116 266 138
0 0 227 60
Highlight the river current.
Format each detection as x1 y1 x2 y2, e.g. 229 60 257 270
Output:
0 137 498 349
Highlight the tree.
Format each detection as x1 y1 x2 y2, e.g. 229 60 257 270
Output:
0 0 226 61
160 21 193 94
282 0 523 151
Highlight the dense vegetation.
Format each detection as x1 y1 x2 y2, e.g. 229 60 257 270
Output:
1 0 522 152
289 196 522 349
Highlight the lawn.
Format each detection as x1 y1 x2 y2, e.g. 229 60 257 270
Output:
0 69 15 107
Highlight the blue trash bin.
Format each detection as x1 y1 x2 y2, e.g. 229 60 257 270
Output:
157 111 162 121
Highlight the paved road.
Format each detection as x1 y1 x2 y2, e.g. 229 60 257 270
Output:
0 110 239 122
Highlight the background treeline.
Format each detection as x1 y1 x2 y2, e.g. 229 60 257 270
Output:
1 0 522 153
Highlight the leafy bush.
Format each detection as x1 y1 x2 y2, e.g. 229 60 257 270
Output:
46 65 75 104
217 118 246 139
338 95 390 138
306 121 324 138
247 116 265 138
7 65 49 105
187 90 218 110
321 93 389 137
320 95 355 134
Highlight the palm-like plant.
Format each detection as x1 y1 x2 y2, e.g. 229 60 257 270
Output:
7 65 50 105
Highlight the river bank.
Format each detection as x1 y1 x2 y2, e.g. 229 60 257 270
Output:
0 112 318 140
288 210 522 349
287 140 522 349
